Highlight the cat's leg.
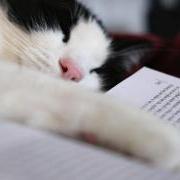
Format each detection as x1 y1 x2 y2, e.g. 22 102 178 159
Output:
0 63 180 170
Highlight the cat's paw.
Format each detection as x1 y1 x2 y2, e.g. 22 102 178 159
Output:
91 102 180 170
127 123 180 170
116 115 180 170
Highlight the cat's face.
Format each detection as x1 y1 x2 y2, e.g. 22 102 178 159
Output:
0 0 151 91
0 0 112 91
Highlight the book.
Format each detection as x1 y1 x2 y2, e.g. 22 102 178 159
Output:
0 67 180 180
108 67 180 127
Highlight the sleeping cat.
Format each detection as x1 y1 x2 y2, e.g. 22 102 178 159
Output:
0 0 180 170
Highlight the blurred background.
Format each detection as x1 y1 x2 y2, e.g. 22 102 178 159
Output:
79 0 180 38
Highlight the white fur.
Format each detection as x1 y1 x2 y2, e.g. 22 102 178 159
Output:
0 7 180 171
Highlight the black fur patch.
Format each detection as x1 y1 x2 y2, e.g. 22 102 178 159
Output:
92 39 153 91
0 0 100 42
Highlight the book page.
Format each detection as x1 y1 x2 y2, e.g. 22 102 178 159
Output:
108 67 180 127
0 122 179 180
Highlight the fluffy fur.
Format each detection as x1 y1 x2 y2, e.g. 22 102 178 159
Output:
0 0 180 170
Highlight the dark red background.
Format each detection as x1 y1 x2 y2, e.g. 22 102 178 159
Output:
112 34 180 79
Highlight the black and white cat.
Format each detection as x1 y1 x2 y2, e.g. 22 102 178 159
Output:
0 0 180 170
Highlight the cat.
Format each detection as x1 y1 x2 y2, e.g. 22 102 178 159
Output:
0 0 180 170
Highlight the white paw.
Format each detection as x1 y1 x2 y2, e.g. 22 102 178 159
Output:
121 117 180 170
129 124 180 170
92 103 180 170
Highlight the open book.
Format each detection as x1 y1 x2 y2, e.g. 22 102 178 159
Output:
0 67 180 180
108 67 180 127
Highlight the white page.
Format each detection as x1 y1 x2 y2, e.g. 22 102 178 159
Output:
0 122 179 180
108 67 180 127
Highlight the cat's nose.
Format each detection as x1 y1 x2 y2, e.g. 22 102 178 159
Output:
59 59 84 82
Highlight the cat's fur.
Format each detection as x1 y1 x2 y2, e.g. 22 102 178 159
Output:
0 0 180 170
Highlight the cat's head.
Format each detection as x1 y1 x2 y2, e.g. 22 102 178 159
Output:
0 0 151 91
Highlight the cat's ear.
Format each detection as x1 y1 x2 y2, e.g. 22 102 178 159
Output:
109 38 153 72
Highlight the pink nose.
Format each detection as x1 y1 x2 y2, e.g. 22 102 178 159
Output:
59 59 83 82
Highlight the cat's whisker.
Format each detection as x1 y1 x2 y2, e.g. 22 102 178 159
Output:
2 39 44 69
2 19 55 70
109 46 152 58
2 33 50 70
